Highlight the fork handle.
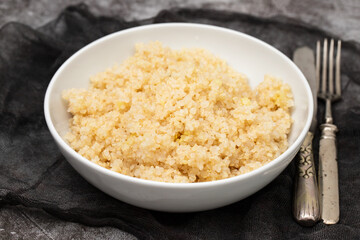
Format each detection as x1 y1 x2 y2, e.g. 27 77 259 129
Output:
319 123 339 224
293 132 320 226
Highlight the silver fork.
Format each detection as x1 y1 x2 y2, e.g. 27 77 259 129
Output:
316 39 341 224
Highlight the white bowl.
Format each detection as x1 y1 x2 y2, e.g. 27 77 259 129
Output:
44 23 313 212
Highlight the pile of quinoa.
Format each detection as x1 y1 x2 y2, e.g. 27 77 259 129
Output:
63 42 293 183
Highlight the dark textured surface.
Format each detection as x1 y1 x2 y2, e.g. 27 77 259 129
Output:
0 4 360 240
0 205 136 240
1 0 360 43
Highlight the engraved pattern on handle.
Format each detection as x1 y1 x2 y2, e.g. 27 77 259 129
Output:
298 143 314 179
293 132 320 226
319 123 339 224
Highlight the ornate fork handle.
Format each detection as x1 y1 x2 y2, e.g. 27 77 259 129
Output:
293 132 320 226
319 123 339 224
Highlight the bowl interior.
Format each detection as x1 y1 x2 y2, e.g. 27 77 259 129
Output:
46 23 311 164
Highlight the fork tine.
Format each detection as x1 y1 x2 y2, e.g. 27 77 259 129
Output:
335 40 342 96
316 41 321 93
328 39 334 94
322 39 328 93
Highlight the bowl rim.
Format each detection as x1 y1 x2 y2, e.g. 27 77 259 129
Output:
44 22 313 188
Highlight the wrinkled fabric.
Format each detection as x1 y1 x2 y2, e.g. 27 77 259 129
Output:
0 4 359 240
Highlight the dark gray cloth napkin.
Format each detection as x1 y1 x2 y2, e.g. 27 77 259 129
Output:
1 4 359 240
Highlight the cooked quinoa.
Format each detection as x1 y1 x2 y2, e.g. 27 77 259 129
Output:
63 42 293 183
